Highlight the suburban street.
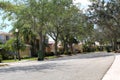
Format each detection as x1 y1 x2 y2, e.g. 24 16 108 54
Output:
0 0 119 80
0 53 114 80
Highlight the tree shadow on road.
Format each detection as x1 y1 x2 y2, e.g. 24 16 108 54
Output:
0 63 61 73
0 53 114 73
50 53 114 61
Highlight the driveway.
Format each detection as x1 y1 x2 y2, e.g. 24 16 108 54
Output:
0 52 114 80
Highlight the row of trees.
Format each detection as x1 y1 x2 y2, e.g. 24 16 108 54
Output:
0 0 119 60
0 0 93 60
88 0 120 50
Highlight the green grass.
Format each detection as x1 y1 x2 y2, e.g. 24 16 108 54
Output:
22 57 38 61
2 57 37 63
45 56 56 59
2 56 57 63
2 59 19 63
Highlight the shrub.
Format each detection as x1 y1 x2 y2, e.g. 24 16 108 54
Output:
83 45 96 52
37 50 44 61
45 52 54 56
106 46 112 52
0 49 14 60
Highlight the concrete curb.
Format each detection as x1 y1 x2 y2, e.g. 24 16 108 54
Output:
0 63 8 67
102 54 120 80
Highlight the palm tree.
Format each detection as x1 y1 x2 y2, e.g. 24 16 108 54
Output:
20 26 37 57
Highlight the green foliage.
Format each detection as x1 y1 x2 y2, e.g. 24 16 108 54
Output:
0 49 14 60
37 50 44 61
0 0 95 57
0 45 14 60
0 44 4 49
45 52 54 57
106 46 112 52
0 38 25 60
83 41 96 52
4 38 26 52
83 45 96 52
88 0 120 50
20 26 37 43
4 38 15 51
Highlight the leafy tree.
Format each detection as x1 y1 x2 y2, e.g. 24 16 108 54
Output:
46 0 73 55
0 37 25 60
88 0 120 50
0 0 96 58
4 38 25 51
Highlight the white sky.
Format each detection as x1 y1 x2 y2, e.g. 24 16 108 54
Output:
73 0 91 9
73 0 91 5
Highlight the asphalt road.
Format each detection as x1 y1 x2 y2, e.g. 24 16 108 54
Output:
0 52 114 80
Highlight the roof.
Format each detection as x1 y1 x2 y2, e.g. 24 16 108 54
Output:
0 31 9 35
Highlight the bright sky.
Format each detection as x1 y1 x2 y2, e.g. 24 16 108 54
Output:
0 0 91 33
73 0 91 8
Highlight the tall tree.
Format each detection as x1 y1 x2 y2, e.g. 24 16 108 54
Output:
88 0 120 50
46 0 73 56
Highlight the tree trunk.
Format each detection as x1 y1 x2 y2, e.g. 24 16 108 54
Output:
42 35 46 56
113 38 118 51
69 43 73 55
38 31 44 61
30 38 37 57
54 39 58 56
63 40 68 54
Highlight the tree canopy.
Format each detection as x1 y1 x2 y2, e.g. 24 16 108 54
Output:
1 0 119 59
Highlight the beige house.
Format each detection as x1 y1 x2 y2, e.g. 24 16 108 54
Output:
20 44 31 58
73 43 83 53
0 31 31 58
0 31 12 43
46 41 83 53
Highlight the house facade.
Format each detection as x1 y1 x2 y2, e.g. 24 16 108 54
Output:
0 31 31 58
0 31 11 43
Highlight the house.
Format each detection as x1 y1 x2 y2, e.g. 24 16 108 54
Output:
46 41 83 54
0 31 31 58
0 31 11 43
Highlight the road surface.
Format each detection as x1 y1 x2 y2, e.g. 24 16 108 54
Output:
0 52 114 80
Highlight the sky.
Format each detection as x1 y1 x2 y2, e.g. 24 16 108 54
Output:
0 0 91 33
73 0 91 8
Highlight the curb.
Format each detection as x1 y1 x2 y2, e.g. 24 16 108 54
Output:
0 63 9 67
101 54 115 80
102 54 120 80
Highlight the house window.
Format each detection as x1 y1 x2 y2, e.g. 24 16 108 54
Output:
6 36 9 40
0 35 4 43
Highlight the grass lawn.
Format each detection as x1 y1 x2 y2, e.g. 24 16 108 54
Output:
2 56 57 63
45 56 56 59
2 59 18 63
2 57 38 63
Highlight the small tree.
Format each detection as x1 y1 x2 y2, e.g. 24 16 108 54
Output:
4 38 25 60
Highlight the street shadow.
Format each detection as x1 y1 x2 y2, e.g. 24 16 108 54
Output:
0 63 61 73
50 53 114 61
0 53 114 73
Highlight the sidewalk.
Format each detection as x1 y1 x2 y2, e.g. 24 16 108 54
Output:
0 63 8 67
102 54 120 80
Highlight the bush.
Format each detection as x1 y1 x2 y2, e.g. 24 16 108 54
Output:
37 50 44 61
106 46 112 52
0 55 2 63
83 45 96 52
45 52 54 56
0 49 14 60
64 51 72 55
